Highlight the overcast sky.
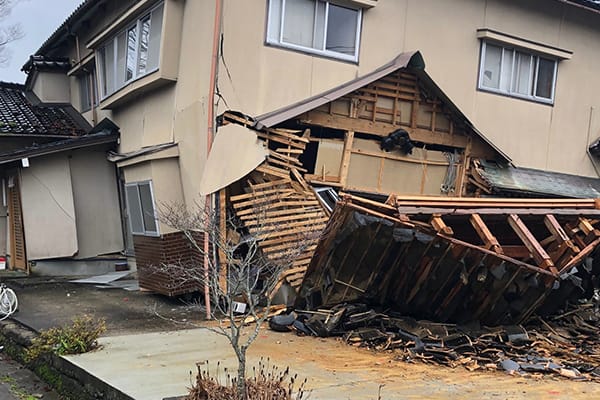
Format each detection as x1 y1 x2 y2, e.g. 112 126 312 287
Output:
0 0 81 83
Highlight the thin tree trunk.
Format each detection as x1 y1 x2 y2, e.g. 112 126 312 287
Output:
236 348 247 399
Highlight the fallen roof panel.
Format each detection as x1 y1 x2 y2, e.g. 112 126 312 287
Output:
474 161 600 198
297 195 600 325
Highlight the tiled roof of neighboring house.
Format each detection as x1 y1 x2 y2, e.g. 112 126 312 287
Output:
0 82 89 136
0 129 118 165
21 55 71 74
475 160 600 198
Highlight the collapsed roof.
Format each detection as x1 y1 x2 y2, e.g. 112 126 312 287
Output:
297 195 600 325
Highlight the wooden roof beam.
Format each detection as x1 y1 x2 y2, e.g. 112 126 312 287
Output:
470 214 503 254
299 111 469 148
508 214 558 275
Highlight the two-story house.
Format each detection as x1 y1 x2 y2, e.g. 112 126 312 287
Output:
7 0 600 293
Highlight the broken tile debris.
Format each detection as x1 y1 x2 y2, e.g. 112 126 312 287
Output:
268 299 600 381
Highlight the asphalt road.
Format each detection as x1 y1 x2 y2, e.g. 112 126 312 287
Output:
0 351 60 400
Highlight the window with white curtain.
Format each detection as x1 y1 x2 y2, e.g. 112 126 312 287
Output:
478 41 558 104
267 0 362 62
124 181 159 236
97 2 164 98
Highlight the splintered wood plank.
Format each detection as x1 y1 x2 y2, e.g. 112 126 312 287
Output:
470 214 502 254
231 188 294 203
291 168 310 192
255 164 291 179
544 214 579 267
558 236 600 274
508 214 557 274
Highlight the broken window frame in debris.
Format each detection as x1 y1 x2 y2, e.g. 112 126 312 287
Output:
266 0 363 62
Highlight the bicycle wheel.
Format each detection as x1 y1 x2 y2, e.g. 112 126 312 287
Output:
0 288 17 320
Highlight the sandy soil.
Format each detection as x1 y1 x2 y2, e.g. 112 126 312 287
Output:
250 330 600 399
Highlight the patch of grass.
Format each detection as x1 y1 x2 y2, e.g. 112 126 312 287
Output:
0 375 38 400
25 315 106 362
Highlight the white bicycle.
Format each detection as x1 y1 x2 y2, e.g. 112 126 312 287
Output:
0 284 17 320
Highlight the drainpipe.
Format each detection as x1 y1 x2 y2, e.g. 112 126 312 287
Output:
204 0 223 320
586 107 600 177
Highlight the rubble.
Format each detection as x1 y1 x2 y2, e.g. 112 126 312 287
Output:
268 300 600 381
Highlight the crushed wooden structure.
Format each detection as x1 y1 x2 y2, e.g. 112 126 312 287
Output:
223 113 329 294
297 194 600 325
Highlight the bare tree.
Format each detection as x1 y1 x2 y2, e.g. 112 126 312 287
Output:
0 0 23 67
155 201 317 399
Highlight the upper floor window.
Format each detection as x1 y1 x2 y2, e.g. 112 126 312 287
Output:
267 0 362 62
97 2 164 98
125 180 159 236
78 66 99 112
478 41 557 104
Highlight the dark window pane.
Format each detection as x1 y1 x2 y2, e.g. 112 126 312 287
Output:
138 183 157 233
325 4 358 55
78 74 91 112
125 185 144 234
536 58 555 99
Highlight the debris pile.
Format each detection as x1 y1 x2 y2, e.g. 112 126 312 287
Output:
269 301 600 381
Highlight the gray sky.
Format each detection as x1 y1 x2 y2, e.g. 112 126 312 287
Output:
0 0 81 83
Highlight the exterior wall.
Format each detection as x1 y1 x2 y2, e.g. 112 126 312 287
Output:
212 0 600 177
20 154 78 260
69 148 124 258
31 71 71 103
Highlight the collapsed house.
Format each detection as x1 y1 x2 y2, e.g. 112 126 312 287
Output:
174 51 600 325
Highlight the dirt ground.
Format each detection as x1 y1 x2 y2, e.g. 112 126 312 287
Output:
7 278 600 399
249 331 600 399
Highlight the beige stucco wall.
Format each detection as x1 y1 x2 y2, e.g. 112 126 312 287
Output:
20 155 78 260
69 148 124 258
211 0 600 177
31 71 71 103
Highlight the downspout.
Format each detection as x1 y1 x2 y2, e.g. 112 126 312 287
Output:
204 0 223 319
586 106 600 177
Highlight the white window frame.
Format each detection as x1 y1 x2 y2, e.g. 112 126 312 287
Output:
478 41 558 105
266 0 363 62
124 180 160 237
97 1 163 99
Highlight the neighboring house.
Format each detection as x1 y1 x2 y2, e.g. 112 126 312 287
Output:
0 80 123 273
20 0 600 292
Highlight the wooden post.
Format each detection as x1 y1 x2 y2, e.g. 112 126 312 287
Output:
339 130 354 188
